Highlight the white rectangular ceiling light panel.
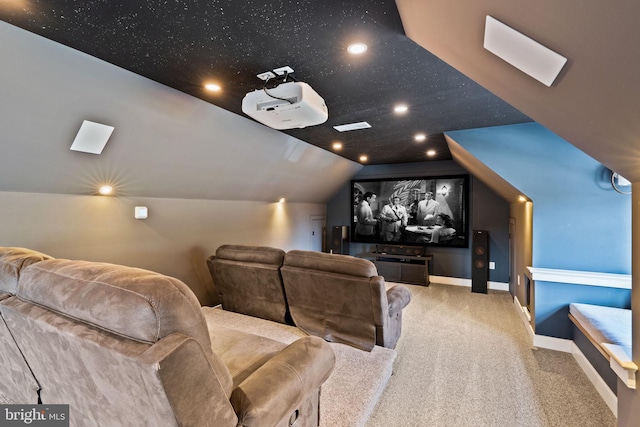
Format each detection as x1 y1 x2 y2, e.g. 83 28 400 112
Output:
70 120 115 154
483 15 567 87
333 122 371 132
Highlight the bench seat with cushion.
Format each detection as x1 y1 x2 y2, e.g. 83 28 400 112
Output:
569 302 636 392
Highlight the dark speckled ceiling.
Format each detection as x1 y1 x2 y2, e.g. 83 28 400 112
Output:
0 0 530 165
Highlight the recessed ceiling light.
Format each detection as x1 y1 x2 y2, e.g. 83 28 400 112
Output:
332 142 343 150
204 83 221 92
414 133 427 142
279 197 286 203
394 104 408 114
359 155 368 162
426 149 436 157
347 43 368 55
99 185 113 196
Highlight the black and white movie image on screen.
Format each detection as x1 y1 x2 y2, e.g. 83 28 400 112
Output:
351 175 469 247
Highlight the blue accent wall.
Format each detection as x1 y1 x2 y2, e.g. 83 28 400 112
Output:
446 123 631 274
446 123 632 338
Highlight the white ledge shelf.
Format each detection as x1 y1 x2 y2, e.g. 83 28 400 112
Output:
526 267 631 290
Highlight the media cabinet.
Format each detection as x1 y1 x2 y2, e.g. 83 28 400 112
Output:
366 245 432 286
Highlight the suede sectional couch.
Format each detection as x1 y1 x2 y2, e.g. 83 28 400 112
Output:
0 247 335 427
0 247 51 404
207 245 412 351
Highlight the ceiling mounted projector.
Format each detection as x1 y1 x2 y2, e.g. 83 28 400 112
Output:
241 68 328 130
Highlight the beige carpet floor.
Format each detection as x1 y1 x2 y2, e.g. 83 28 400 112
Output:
366 283 617 427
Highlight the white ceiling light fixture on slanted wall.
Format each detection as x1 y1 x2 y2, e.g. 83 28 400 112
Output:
483 15 567 87
70 120 115 154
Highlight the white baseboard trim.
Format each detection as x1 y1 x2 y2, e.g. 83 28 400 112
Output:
571 342 617 417
430 275 509 291
533 334 573 353
489 281 509 291
511 296 582 355
430 275 469 287
513 297 534 341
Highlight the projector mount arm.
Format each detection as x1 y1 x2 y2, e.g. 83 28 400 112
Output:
256 66 298 104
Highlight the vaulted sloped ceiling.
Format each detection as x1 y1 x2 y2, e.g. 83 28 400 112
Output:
0 21 360 203
397 0 640 183
0 1 530 167
5 1 634 204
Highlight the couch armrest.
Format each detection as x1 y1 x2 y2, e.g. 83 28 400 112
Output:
140 333 238 427
387 285 412 315
230 336 335 427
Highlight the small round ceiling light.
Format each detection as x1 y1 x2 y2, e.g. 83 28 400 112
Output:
426 149 436 157
204 83 222 92
359 155 368 162
414 133 427 142
99 185 113 196
394 104 409 114
347 43 368 55
279 197 286 203
332 142 343 150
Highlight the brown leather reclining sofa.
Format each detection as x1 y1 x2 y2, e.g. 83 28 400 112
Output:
0 247 335 427
207 245 412 352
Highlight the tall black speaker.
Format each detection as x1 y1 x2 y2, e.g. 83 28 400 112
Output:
329 226 350 254
471 230 489 294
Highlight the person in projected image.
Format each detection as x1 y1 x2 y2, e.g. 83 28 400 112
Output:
428 213 456 243
416 191 440 226
355 192 378 242
379 196 408 242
